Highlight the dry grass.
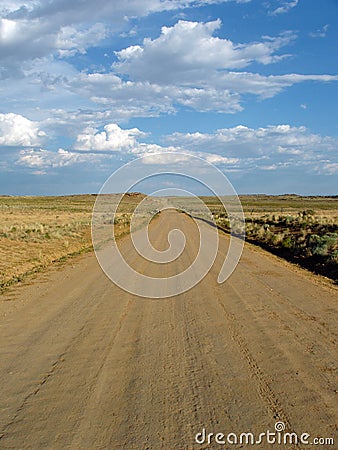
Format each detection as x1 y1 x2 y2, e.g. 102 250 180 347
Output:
0 194 142 289
0 195 94 288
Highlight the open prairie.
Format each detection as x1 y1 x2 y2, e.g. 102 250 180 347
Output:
1 194 337 290
0 194 144 290
0 195 94 290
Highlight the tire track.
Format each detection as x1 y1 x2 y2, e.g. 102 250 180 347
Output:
70 297 133 448
212 284 293 430
0 290 131 448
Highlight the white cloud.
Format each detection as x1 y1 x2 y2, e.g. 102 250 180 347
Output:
318 162 338 175
1 0 248 19
105 20 336 112
166 124 329 151
70 122 250 170
270 0 298 16
131 145 240 169
61 63 338 119
114 20 295 84
0 1 38 15
59 20 338 116
0 18 108 77
0 17 54 77
16 148 99 168
0 3 337 169
13 122 338 178
135 150 192 165
202 153 239 165
164 125 337 171
16 122 242 170
214 71 338 98
74 123 147 151
1 8 337 121
173 86 242 113
309 24 329 39
71 71 242 114
0 112 45 146
0 1 250 78
14 148 236 172
0 18 17 41
56 23 108 57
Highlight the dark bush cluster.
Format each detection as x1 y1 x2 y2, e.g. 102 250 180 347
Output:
212 208 338 282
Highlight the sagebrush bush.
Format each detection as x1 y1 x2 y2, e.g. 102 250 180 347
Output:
307 233 338 257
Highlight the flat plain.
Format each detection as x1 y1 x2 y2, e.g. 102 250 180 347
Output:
0 194 143 290
1 194 337 290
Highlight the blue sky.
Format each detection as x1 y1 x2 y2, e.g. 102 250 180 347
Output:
0 0 337 195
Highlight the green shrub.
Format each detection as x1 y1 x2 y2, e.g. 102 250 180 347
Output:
282 235 294 249
307 233 337 256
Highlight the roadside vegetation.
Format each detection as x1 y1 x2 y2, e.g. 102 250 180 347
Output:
206 195 338 283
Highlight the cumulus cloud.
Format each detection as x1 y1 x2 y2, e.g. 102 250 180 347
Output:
98 20 336 112
114 20 295 84
0 1 38 15
0 18 52 77
56 23 108 57
16 121 242 170
16 129 238 174
166 124 330 150
73 122 239 165
131 141 239 166
57 20 337 116
13 121 338 179
69 73 174 114
1 5 337 121
74 123 147 151
0 112 45 146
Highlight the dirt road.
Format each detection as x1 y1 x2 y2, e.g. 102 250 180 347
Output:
0 210 336 449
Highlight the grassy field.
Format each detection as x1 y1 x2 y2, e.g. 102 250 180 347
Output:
0 195 94 290
0 194 143 290
1 193 337 290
